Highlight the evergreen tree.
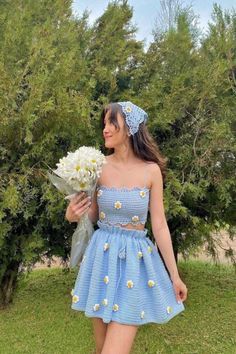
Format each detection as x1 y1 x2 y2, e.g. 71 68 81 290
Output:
137 5 236 263
87 0 145 104
0 0 94 305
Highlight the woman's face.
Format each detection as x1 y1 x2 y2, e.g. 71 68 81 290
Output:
103 110 129 148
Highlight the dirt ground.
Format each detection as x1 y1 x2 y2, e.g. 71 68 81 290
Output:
178 230 235 265
33 230 235 270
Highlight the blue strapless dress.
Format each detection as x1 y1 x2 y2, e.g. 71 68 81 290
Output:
70 185 185 325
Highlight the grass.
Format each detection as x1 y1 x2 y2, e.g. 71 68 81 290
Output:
0 260 235 354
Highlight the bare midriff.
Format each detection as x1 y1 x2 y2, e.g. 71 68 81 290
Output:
106 221 146 231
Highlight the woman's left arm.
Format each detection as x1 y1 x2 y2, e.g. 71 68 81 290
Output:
149 164 188 302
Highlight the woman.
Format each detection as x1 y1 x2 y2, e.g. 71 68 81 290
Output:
65 101 188 354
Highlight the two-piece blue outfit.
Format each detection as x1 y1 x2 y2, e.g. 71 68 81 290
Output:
71 180 185 325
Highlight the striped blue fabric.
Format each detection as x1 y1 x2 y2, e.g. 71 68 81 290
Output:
96 185 150 226
70 187 185 325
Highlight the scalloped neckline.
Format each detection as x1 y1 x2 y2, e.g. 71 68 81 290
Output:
97 185 150 192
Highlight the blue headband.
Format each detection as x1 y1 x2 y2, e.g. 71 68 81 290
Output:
117 101 148 135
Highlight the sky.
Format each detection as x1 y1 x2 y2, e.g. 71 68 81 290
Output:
72 0 235 49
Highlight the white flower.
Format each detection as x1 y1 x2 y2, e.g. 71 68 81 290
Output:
48 146 107 193
125 106 132 113
47 147 107 270
112 304 119 311
139 190 146 198
102 298 108 306
137 251 143 259
100 211 106 220
166 306 173 314
93 303 100 311
140 311 145 319
103 243 109 251
148 280 155 287
114 201 122 209
126 280 134 288
97 189 103 197
72 295 79 303
103 275 109 284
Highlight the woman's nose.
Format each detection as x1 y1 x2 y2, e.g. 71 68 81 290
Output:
103 125 111 133
103 128 109 137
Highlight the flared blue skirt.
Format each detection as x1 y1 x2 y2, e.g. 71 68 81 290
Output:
71 220 185 326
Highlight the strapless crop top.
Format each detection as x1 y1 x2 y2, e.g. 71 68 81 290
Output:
96 185 150 226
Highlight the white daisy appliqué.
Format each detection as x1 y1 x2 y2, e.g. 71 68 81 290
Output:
114 201 122 209
148 280 156 287
125 106 132 113
139 190 146 198
72 295 79 303
93 304 100 311
140 310 145 319
113 304 119 311
100 211 106 220
97 189 103 197
103 242 110 251
166 306 173 314
103 275 109 284
126 280 134 288
137 251 143 259
102 298 108 306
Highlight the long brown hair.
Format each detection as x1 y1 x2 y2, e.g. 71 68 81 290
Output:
100 102 168 184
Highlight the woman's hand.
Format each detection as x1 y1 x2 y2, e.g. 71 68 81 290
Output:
65 192 91 223
172 276 188 303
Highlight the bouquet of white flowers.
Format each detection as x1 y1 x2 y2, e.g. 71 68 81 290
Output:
47 146 107 268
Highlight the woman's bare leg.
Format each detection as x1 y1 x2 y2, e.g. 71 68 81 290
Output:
101 321 138 354
92 317 108 354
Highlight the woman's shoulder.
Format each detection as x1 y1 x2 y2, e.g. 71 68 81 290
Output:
148 163 163 192
145 161 161 171
144 162 162 189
